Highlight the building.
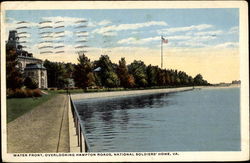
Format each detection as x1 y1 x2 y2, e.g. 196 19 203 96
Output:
232 80 241 85
6 30 48 89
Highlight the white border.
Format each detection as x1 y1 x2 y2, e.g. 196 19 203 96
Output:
1 1 249 162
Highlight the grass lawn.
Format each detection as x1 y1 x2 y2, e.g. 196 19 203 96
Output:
7 91 58 123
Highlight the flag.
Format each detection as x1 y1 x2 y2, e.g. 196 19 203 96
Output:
161 36 168 44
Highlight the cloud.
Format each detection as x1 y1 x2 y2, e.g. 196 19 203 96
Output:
64 31 73 36
228 26 239 34
159 24 213 34
117 36 160 45
102 32 117 36
93 21 167 35
98 20 112 26
176 41 209 48
75 31 89 37
131 31 140 34
41 16 85 27
84 19 112 27
117 33 217 47
168 35 192 40
41 17 113 31
194 30 223 36
18 33 32 38
35 44 78 63
214 42 239 49
5 19 38 31
170 35 217 47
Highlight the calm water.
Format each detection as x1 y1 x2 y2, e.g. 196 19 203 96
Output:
74 87 240 152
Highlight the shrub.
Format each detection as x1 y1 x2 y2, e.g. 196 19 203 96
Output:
7 89 14 97
32 89 42 97
11 89 27 98
25 89 34 97
7 88 42 98
24 77 38 89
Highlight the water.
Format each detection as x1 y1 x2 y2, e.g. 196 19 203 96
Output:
74 87 240 152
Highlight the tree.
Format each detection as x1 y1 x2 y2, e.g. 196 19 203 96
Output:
117 58 135 88
188 76 194 86
56 63 69 89
64 62 75 78
6 47 23 90
96 55 120 88
105 71 120 88
126 74 136 88
128 60 148 87
156 68 166 86
44 60 56 87
165 71 171 85
73 53 96 89
146 65 158 86
44 60 69 88
178 71 190 85
193 74 208 85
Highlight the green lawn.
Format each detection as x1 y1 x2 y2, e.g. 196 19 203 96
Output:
7 91 57 123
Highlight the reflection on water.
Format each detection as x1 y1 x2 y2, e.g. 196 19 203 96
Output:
76 93 172 133
74 88 240 152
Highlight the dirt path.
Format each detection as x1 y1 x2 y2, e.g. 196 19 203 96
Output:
7 94 69 153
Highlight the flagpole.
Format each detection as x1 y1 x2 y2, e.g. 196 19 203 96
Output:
161 35 163 68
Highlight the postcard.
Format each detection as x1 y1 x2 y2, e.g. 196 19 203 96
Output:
1 1 249 162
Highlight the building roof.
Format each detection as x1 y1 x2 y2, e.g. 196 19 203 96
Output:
24 63 46 70
18 56 42 62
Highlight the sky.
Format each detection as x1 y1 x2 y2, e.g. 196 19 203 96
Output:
4 9 239 84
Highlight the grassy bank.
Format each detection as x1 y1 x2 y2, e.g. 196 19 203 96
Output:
7 91 57 123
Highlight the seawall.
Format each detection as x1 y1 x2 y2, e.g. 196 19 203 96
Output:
71 87 194 101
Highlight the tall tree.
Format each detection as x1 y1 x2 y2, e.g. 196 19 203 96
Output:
146 65 158 86
117 58 135 88
64 62 75 78
156 68 166 86
128 60 148 87
44 60 56 87
73 53 95 89
43 60 68 88
165 70 171 85
6 47 23 90
96 55 120 88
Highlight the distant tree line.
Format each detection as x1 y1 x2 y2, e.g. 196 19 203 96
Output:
6 46 209 92
70 53 209 89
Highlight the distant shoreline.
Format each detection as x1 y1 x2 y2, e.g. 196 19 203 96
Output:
197 84 240 90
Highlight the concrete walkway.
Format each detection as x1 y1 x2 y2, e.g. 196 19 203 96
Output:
71 87 194 101
7 94 69 153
